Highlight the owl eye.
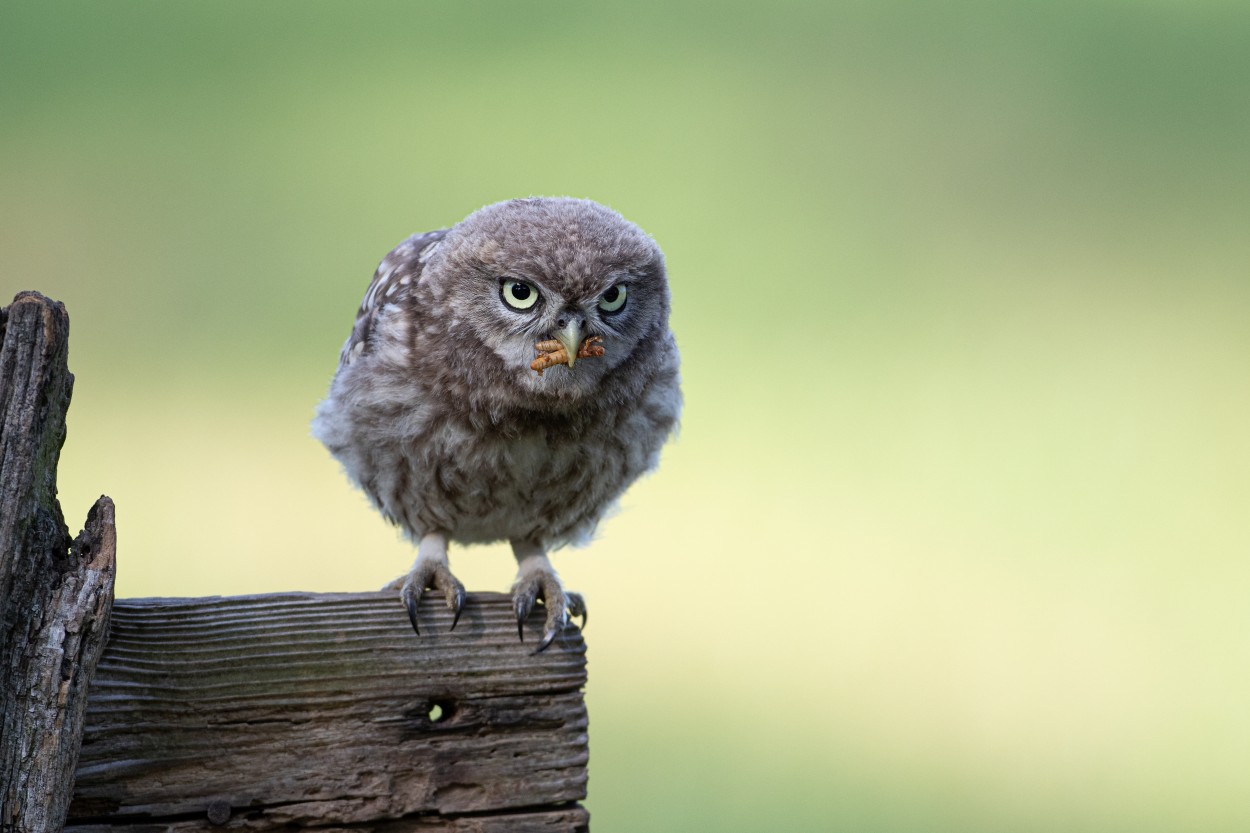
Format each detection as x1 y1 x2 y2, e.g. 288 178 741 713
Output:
598 284 628 314
501 279 539 311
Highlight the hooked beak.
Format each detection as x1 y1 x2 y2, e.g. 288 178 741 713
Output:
553 320 584 368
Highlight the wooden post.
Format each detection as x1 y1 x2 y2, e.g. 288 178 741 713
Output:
67 592 589 832
1 292 117 833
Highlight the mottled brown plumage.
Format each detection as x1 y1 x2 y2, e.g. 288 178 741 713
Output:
313 198 681 650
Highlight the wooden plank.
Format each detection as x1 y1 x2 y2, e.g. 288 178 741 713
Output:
1 291 116 833
64 806 589 833
67 591 589 832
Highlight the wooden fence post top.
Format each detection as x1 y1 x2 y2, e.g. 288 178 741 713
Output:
70 591 589 832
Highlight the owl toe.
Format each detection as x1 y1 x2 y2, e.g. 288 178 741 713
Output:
401 583 423 635
566 591 587 631
449 584 466 631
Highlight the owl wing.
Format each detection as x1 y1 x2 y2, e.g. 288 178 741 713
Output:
338 229 449 369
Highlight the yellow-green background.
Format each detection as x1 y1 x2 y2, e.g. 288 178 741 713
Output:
3 1 1248 829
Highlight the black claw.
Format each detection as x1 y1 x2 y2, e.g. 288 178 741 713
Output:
515 595 532 642
533 627 558 654
566 593 587 631
449 587 466 632
404 592 421 636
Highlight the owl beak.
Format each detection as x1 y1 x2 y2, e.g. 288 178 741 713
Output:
553 321 584 369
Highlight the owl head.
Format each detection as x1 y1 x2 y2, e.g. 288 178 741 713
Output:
427 197 670 403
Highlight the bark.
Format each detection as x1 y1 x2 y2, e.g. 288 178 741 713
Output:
1 292 117 833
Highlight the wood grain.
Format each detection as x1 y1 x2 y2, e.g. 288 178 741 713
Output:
1 291 116 833
67 591 589 832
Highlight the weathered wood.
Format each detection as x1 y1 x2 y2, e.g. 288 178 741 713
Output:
67 592 589 832
1 292 589 831
66 807 589 833
1 291 117 833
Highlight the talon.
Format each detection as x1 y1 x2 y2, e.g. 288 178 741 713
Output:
515 594 533 642
534 627 559 654
449 586 466 632
403 587 422 636
567 592 587 631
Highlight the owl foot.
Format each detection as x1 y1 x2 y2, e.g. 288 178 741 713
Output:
400 565 466 635
394 533 465 636
511 549 587 653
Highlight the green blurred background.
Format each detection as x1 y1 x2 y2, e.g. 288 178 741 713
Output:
3 1 1249 829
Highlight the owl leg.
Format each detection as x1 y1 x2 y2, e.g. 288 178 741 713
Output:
391 532 466 635
510 540 587 654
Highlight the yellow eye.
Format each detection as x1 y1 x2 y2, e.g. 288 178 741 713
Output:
501 279 539 310
598 284 627 314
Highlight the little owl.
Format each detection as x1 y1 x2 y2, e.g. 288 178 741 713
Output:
313 197 681 651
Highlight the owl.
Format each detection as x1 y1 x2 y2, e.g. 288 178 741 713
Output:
312 198 681 651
